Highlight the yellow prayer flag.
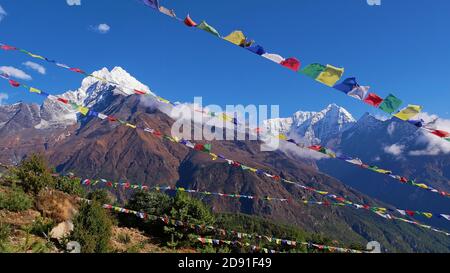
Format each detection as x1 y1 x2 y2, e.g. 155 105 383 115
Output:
422 213 433 218
220 113 233 122
415 183 429 189
157 96 170 104
78 106 90 116
278 134 287 140
393 105 423 121
28 53 45 60
126 123 137 129
316 64 345 87
375 169 391 174
223 31 246 46
29 87 42 94
209 153 218 161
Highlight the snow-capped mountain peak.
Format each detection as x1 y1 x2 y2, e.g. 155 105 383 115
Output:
36 67 155 128
264 104 356 145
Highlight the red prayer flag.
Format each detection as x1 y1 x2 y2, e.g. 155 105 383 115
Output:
1 45 17 51
280 57 301 72
184 15 197 27
194 144 204 151
308 145 322 151
364 93 384 107
134 89 147 95
405 210 415 216
9 79 20 87
430 129 450 138
107 116 117 122
57 98 69 104
70 68 85 74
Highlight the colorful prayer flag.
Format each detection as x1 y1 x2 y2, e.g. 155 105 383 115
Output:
198 21 221 37
159 6 176 18
301 63 326 79
57 98 69 104
378 94 402 114
184 15 197 27
280 57 301 72
422 213 433 218
134 89 147 95
9 79 20 87
347 85 370 101
142 0 159 9
429 129 450 138
1 45 16 50
316 65 344 87
29 87 42 94
224 31 246 46
262 53 285 64
78 106 90 116
333 77 358 94
394 105 423 121
70 68 85 74
364 93 384 107
245 44 266 55
408 119 424 128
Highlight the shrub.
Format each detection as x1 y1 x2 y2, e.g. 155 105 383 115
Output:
165 192 215 246
117 233 131 245
122 190 172 232
128 190 172 216
0 187 33 212
0 222 11 243
72 201 113 253
55 176 85 197
29 217 56 238
87 189 112 205
14 154 55 194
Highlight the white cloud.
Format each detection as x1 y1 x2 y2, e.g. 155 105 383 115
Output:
23 61 46 75
66 0 81 6
0 5 7 22
0 93 8 105
408 113 450 156
387 123 396 136
384 144 405 156
91 23 111 34
0 66 32 80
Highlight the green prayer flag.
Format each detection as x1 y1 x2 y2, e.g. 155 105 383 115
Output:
203 143 212 152
198 21 221 37
300 63 326 79
378 94 402 114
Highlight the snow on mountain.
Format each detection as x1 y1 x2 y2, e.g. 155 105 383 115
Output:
264 104 356 145
36 67 154 128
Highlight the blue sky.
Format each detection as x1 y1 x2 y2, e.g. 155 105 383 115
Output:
0 0 449 119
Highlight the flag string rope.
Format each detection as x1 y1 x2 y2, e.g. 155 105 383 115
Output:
1 42 449 199
87 200 372 253
1 40 449 143
2 76 450 236
137 1 450 143
76 174 450 236
73 173 450 235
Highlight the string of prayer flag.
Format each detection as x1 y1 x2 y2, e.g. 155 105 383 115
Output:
1 41 449 142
